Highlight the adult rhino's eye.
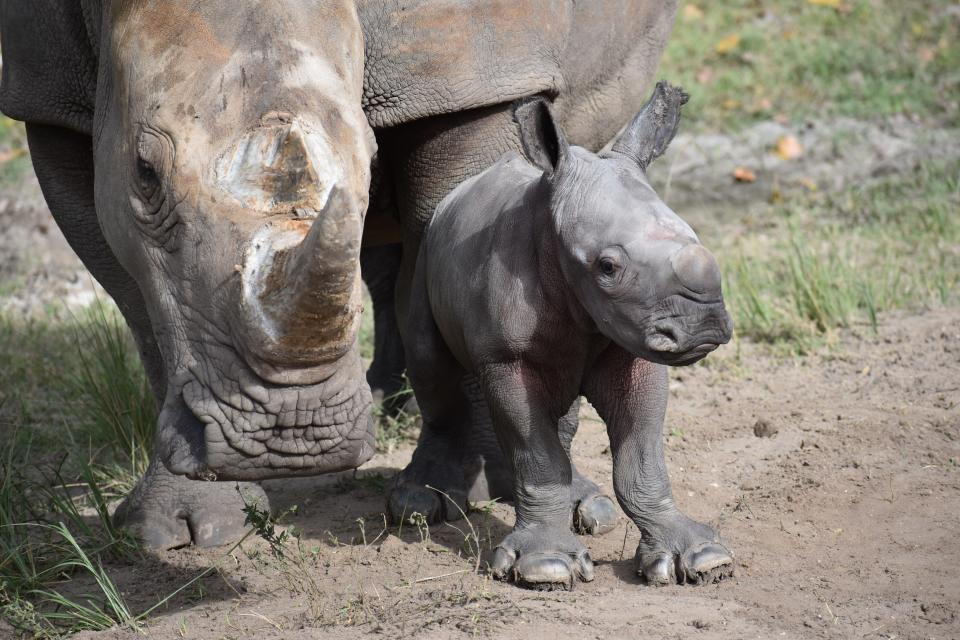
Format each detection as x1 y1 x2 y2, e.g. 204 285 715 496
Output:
134 131 167 205
137 157 160 199
598 257 618 277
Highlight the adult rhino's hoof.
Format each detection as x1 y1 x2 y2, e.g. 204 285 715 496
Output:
491 526 594 591
386 478 468 525
574 494 619 536
635 513 734 586
114 458 268 550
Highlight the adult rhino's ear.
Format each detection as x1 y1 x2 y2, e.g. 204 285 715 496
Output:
512 97 569 175
609 81 689 171
0 1 100 134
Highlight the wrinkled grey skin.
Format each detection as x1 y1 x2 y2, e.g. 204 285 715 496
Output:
403 83 734 590
0 1 678 549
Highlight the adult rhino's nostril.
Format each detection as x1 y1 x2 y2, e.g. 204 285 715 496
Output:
670 244 722 296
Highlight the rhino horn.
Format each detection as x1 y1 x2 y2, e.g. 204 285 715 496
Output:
240 183 365 368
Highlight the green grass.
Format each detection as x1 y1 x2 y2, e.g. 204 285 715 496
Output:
661 0 960 131
717 159 959 351
0 300 159 637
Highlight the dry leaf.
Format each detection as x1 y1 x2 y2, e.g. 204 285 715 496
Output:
733 166 756 183
683 4 704 21
722 98 741 111
715 34 741 55
775 135 804 161
798 177 818 191
808 0 841 7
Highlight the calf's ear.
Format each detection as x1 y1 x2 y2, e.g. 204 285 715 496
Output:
609 81 689 170
512 97 569 175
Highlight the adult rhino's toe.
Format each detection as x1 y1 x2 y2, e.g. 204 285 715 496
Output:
115 458 268 550
386 480 466 525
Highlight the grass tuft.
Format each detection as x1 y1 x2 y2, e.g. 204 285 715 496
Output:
721 160 959 351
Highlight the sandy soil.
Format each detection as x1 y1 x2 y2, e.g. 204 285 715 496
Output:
60 307 958 640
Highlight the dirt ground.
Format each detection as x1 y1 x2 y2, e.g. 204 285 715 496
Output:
60 306 958 640
2 117 958 640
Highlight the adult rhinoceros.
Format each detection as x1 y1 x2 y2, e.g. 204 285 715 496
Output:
0 1 701 586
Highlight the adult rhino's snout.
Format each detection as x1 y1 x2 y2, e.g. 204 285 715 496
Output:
670 243 722 299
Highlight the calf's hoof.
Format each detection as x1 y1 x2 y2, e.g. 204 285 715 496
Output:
635 513 734 586
491 526 594 591
114 459 268 550
574 494 619 536
570 470 618 535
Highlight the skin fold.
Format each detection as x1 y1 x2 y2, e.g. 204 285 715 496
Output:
404 84 735 590
0 1 679 550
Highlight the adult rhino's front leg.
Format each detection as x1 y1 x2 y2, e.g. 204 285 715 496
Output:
481 364 594 591
584 345 734 586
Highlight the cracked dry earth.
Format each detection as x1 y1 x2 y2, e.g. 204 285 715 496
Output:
67 307 960 640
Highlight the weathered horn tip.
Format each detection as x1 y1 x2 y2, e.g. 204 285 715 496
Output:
652 80 691 107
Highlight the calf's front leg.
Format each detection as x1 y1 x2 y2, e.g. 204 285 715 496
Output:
584 345 734 585
481 363 594 590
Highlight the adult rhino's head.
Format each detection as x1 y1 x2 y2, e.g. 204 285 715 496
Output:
1 1 377 479
514 83 733 366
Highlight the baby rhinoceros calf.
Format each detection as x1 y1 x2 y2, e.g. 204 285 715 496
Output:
405 82 735 590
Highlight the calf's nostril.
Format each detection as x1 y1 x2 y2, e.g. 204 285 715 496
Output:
670 244 721 296
648 325 680 352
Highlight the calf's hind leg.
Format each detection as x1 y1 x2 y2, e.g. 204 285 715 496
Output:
559 399 620 536
583 345 734 585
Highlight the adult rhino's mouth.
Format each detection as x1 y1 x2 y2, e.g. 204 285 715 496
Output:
157 338 375 481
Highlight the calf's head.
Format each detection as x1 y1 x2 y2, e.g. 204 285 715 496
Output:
514 83 733 365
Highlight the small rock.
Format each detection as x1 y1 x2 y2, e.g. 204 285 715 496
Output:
753 418 778 438
377 534 405 554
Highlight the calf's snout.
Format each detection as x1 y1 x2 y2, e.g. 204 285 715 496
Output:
669 243 722 298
